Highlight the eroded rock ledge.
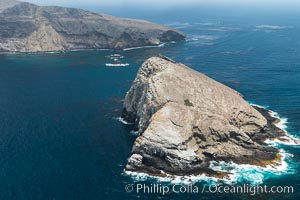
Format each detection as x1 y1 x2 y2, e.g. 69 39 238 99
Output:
122 56 286 177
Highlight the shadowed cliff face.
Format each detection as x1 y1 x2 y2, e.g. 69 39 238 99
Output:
0 0 185 52
123 57 287 177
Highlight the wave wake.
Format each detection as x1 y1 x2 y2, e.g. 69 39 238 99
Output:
122 43 166 51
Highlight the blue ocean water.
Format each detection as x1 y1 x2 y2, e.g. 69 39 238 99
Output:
0 7 300 200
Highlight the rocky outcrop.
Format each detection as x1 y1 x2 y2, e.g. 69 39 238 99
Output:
123 56 286 176
0 0 184 52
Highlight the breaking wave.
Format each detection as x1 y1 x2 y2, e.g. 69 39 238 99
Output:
124 150 294 185
209 150 294 185
123 170 219 185
122 103 299 185
130 130 139 136
113 117 133 125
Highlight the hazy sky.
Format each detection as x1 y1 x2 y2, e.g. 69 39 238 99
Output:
23 0 300 19
24 0 300 8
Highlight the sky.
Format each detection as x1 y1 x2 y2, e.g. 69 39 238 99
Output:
24 0 300 8
23 0 300 20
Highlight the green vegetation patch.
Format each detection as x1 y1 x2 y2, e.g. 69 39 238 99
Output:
184 99 194 107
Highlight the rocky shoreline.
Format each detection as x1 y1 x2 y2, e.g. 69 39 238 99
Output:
0 0 184 53
122 105 290 181
0 41 175 54
122 56 296 178
123 106 288 178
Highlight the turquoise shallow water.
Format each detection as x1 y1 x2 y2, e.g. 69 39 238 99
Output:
1 8 300 200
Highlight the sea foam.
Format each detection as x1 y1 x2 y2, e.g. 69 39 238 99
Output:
124 170 219 185
255 25 286 30
210 149 293 185
121 103 299 185
124 149 293 185
105 63 129 67
265 108 300 146
113 117 133 125
268 110 288 131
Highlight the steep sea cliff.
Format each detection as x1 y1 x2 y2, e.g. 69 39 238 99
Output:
0 0 184 52
122 56 299 180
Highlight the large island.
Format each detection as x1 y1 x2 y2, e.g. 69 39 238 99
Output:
0 0 184 52
122 56 293 177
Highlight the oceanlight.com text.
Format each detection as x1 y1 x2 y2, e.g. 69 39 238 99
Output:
125 183 294 196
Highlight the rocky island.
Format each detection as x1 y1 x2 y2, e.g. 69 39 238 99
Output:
0 0 184 52
122 56 291 177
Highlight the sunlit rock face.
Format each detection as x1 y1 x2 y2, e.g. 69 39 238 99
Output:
123 56 285 176
0 0 184 52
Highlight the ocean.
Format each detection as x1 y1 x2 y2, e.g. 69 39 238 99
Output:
0 6 300 200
